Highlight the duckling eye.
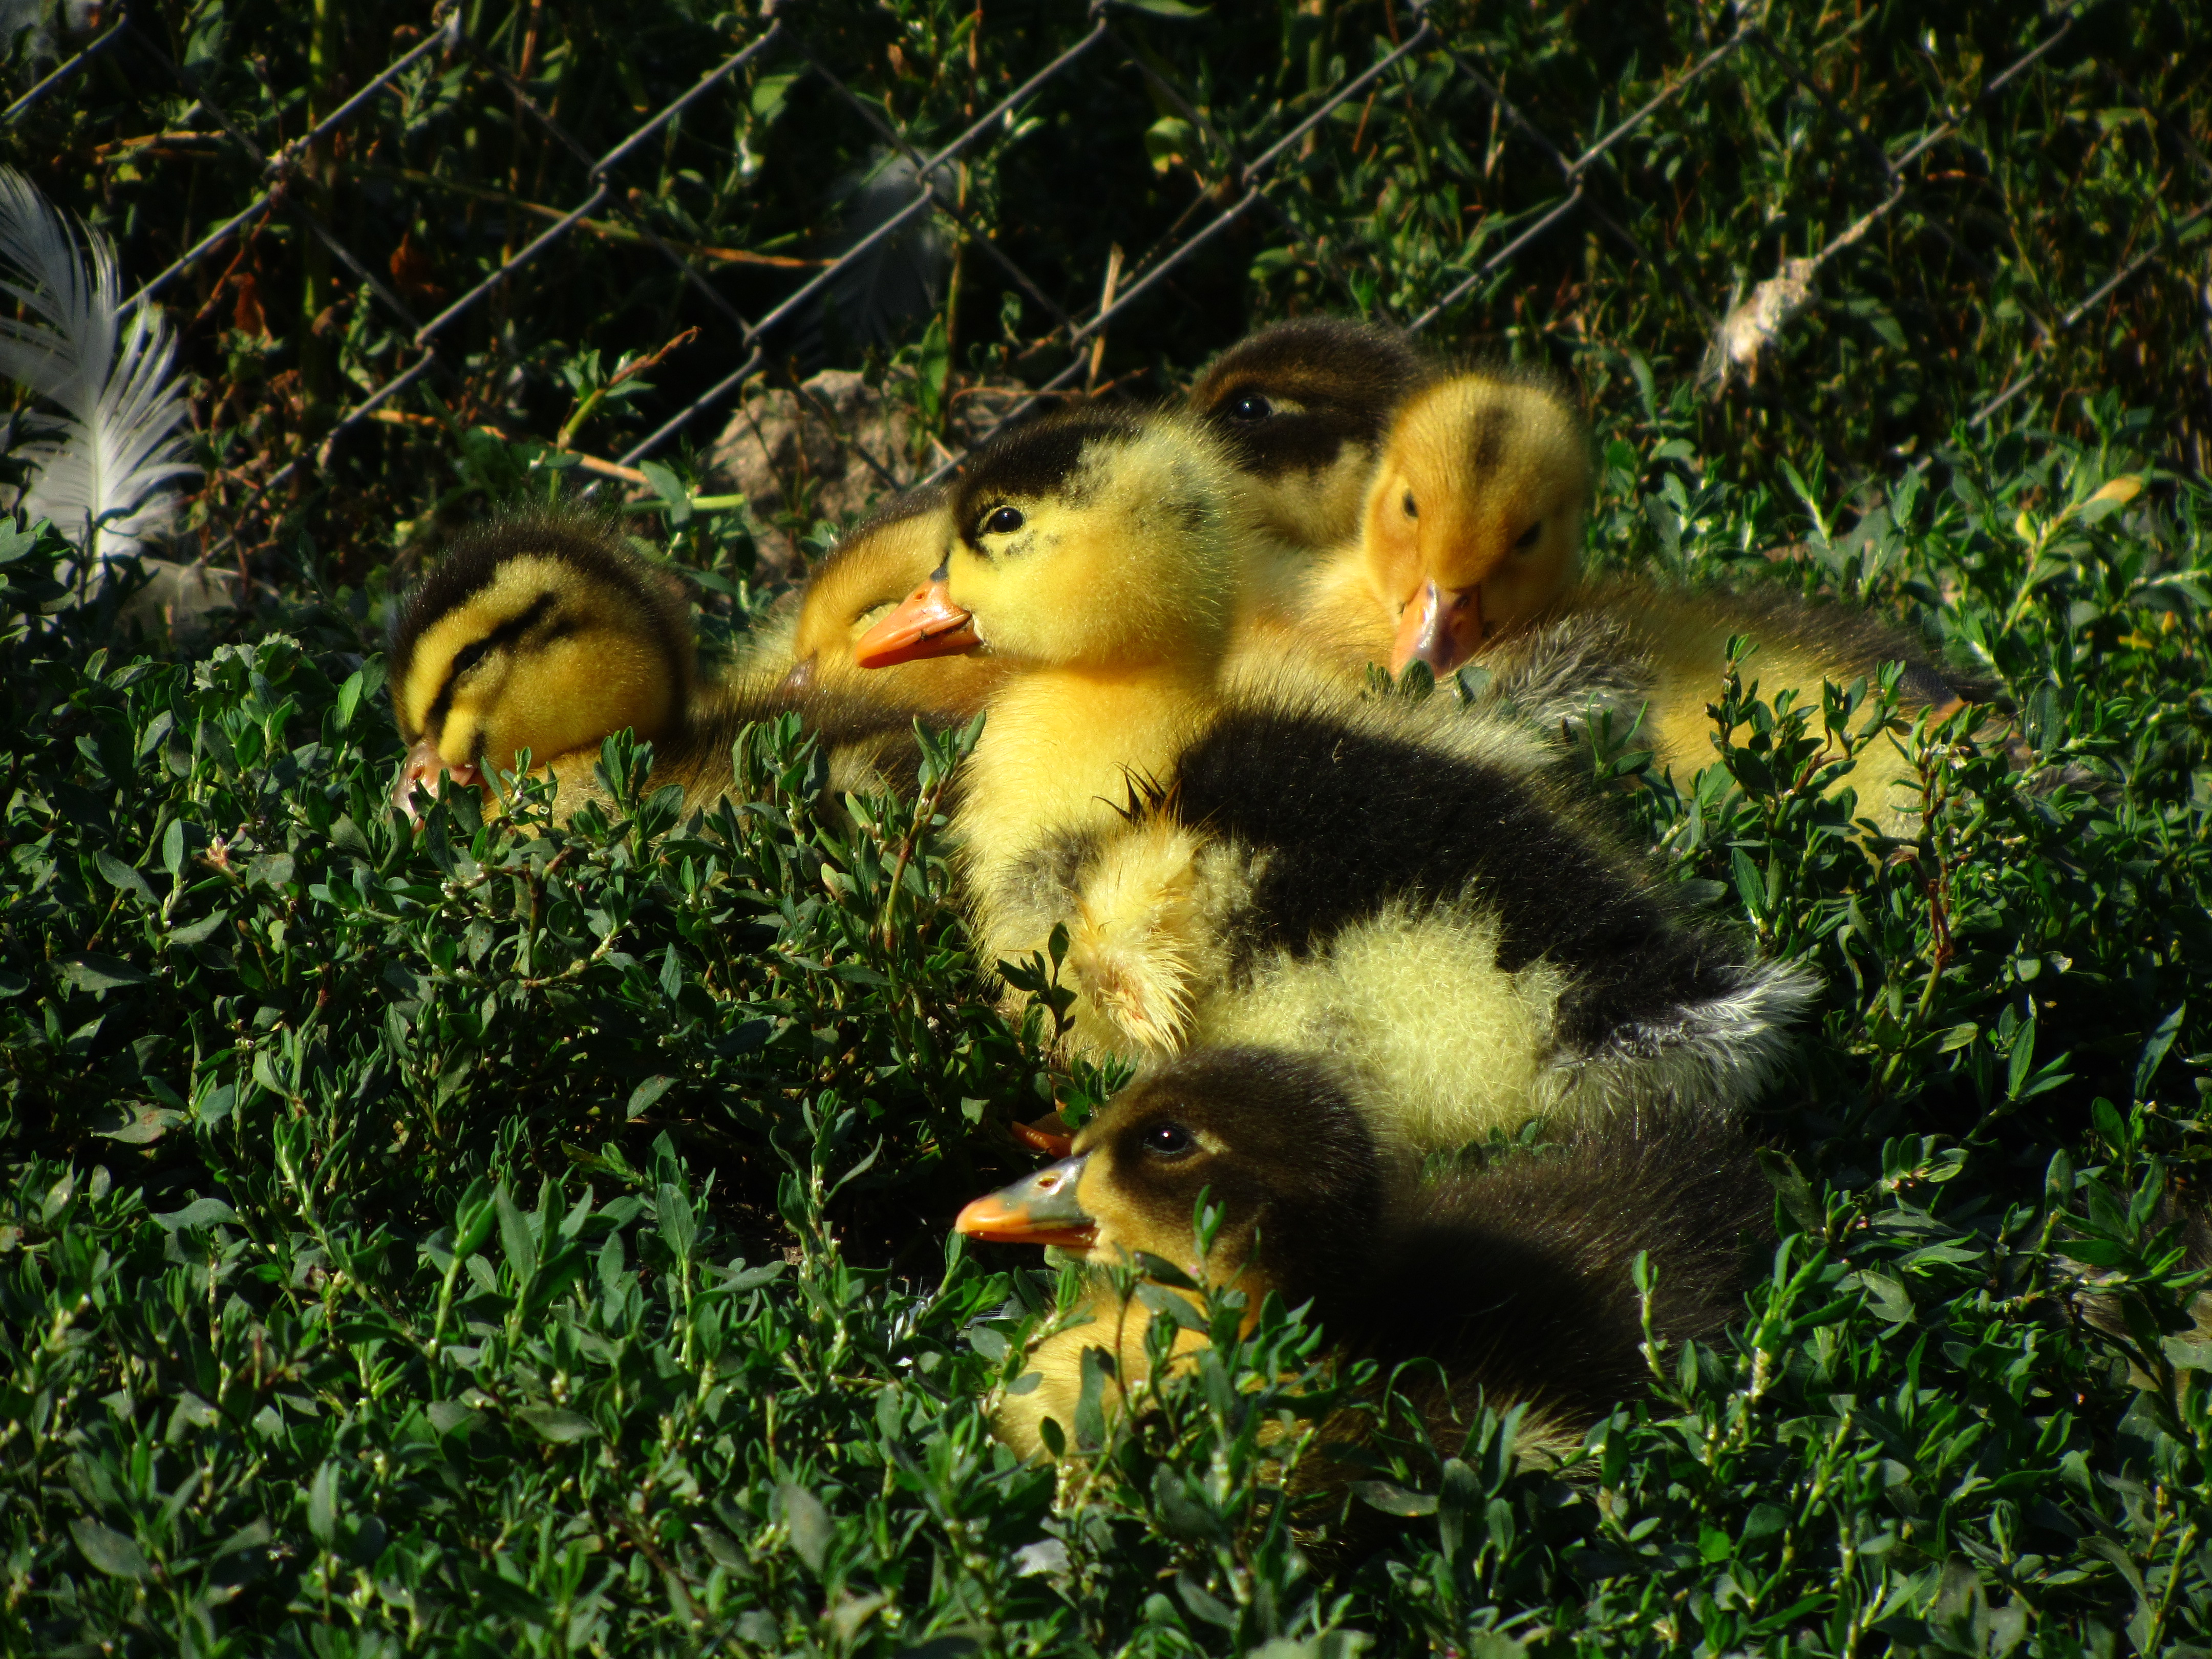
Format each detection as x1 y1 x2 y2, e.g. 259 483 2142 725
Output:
1514 519 1542 551
1401 491 1418 520
451 637 493 676
1142 1122 1195 1158
982 505 1025 537
1227 393 1273 422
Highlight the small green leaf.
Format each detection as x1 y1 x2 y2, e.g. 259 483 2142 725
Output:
517 1407 598 1443
780 1483 833 1575
95 850 154 904
308 1461 341 1547
70 1518 148 1579
57 954 153 993
626 1075 674 1121
1351 1480 1439 1517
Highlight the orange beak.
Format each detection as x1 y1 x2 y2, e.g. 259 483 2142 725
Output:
853 572 980 668
954 1155 1096 1249
392 738 483 824
1011 1111 1076 1158
1390 579 1484 676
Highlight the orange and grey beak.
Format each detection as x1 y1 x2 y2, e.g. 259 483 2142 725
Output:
392 738 482 824
954 1154 1095 1249
1390 579 1484 676
854 569 979 668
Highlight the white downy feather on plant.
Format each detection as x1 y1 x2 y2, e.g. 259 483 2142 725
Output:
0 164 195 562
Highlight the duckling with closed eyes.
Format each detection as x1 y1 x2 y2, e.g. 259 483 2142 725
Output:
733 483 1010 717
957 1046 1767 1468
387 512 928 824
857 407 1813 1150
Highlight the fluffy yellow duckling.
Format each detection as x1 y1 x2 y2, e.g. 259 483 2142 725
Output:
855 408 1812 1150
1187 316 1435 552
1301 368 1592 678
1307 370 1970 831
958 1047 1764 1469
731 485 1011 718
387 512 923 822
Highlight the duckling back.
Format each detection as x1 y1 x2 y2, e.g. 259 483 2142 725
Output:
1011 677 1814 1145
1479 578 1971 834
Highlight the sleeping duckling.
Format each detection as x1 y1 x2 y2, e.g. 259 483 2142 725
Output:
388 512 925 822
731 484 1010 718
856 408 1812 1147
1309 369 1969 831
958 1046 1766 1468
1188 316 1435 552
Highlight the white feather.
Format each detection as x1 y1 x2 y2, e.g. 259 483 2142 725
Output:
0 165 195 561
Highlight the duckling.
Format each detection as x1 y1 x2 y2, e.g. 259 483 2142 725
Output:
957 1046 1766 1468
1300 367 1592 679
1306 370 1970 832
1187 316 1435 552
388 511 927 823
855 408 1812 1149
732 484 1010 718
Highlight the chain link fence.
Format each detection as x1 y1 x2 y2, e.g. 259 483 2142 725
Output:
6 0 2207 587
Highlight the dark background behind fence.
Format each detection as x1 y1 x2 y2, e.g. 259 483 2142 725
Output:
6 0 2208 600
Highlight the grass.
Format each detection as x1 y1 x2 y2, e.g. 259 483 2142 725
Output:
6 1 2212 1653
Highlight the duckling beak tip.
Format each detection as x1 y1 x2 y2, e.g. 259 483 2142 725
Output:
953 1155 1096 1249
1389 579 1483 676
854 577 979 668
392 739 481 824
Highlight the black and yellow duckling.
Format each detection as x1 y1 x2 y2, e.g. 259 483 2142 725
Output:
856 407 1812 1147
1187 316 1435 554
957 1046 1767 1467
388 512 925 822
1304 368 1971 832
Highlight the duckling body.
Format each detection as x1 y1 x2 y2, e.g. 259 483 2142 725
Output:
388 512 925 823
1479 580 1969 832
858 409 1812 1150
958 1047 1765 1468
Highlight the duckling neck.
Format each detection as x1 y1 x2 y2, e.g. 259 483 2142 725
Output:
958 664 1214 879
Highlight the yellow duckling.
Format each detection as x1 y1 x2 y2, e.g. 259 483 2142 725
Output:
1306 370 1969 831
856 408 1812 1150
1299 368 1592 677
387 512 923 822
957 1046 1765 1469
732 484 1011 718
1187 316 1435 552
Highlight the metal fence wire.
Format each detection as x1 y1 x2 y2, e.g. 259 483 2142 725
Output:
6 0 2207 577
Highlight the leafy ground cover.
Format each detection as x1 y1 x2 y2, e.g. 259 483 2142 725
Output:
5 394 2212 1655
7 0 2212 1653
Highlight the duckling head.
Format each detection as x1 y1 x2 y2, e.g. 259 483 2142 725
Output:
1189 317 1433 549
955 1048 1389 1300
388 514 693 818
780 486 998 711
1363 371 1591 677
854 408 1246 676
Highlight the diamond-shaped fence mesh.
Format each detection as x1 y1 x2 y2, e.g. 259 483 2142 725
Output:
6 0 2206 589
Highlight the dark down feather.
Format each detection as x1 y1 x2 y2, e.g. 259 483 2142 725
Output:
1165 707 1740 1053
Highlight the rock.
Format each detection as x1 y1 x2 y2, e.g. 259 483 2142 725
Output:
708 368 1033 577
